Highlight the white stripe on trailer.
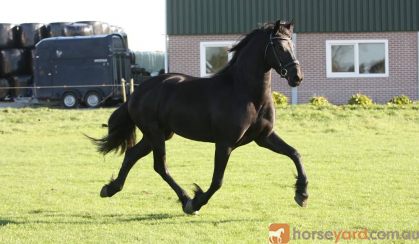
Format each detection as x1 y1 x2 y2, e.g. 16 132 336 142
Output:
94 59 108 63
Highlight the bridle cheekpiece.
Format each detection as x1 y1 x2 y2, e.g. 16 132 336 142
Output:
265 33 300 78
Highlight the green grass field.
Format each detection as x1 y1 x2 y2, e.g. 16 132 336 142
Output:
0 105 418 243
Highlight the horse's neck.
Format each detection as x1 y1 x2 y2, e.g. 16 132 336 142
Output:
232 54 272 105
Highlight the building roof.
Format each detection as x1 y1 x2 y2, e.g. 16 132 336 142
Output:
167 0 418 35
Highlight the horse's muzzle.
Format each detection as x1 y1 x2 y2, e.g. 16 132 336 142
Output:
290 67 304 87
288 76 303 87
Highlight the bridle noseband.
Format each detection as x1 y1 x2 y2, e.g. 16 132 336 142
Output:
265 33 300 78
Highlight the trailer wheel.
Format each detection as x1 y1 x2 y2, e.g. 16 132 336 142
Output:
62 92 78 108
85 91 102 108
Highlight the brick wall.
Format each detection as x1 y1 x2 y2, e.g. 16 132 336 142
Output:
297 32 418 104
168 32 418 104
168 34 239 77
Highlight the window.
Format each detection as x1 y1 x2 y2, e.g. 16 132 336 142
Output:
326 40 389 78
200 41 235 77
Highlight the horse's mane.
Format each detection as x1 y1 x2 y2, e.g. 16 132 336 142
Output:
213 21 292 77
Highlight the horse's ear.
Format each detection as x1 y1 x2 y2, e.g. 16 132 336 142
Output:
274 19 294 33
284 20 295 32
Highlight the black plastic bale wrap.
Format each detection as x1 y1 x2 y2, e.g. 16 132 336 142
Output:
0 78 10 99
18 23 47 48
24 49 36 74
76 21 110 35
63 23 93 36
109 25 119 33
10 75 32 97
46 22 70 37
0 49 27 76
0 23 18 48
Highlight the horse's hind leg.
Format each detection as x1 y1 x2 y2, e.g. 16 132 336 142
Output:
185 143 233 213
255 132 308 207
100 138 152 197
148 130 192 213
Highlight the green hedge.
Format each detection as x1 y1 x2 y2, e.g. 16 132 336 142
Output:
348 93 373 106
310 96 330 106
272 92 288 106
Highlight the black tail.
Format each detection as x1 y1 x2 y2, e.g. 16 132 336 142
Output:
89 103 136 155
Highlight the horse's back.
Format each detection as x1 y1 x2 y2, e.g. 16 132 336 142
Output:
129 73 191 116
128 73 218 141
136 73 195 94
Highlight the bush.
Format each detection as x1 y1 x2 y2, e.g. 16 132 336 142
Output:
388 95 413 105
310 96 330 106
272 91 288 106
348 93 373 106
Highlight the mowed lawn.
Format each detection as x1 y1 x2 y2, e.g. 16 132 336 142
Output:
0 105 418 243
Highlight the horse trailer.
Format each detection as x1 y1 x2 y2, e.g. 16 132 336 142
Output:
33 34 132 108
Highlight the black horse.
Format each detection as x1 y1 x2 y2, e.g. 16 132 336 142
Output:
92 20 308 214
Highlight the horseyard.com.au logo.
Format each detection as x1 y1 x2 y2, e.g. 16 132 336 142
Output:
268 223 418 243
269 224 290 244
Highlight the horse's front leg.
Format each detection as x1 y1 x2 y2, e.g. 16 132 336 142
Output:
255 132 308 207
185 143 232 214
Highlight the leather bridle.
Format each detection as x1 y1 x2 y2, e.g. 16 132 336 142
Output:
265 33 300 78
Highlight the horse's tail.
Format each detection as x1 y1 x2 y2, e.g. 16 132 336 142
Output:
89 102 136 155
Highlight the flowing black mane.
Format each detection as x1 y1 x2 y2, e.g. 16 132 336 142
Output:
214 21 292 77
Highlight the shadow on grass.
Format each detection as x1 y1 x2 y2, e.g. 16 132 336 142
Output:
10 212 183 225
0 219 18 227
116 213 182 222
10 211 262 226
186 218 263 226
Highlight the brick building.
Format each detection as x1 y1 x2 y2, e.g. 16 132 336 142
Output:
166 0 418 104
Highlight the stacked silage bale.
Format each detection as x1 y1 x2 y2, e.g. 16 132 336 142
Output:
46 22 71 37
0 24 19 99
15 23 47 97
0 21 128 100
0 23 45 99
66 21 128 46
0 23 17 99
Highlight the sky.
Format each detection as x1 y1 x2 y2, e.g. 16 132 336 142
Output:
2 0 166 52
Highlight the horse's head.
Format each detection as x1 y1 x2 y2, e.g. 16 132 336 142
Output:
265 20 303 87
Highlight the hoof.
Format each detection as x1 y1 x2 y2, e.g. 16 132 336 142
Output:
100 182 121 198
100 185 109 198
294 193 308 207
183 199 199 215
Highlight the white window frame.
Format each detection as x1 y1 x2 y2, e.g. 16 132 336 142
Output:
326 40 389 78
200 41 235 77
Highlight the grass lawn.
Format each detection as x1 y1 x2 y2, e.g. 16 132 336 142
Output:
0 105 418 243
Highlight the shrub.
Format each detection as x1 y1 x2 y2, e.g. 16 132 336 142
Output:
388 95 413 105
272 91 288 106
310 96 330 106
348 93 373 106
